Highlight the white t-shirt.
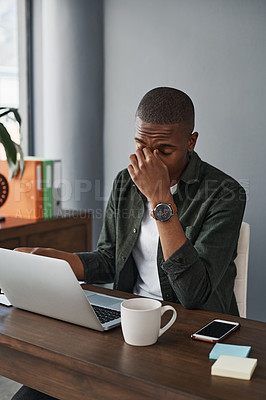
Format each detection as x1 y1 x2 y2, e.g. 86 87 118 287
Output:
132 184 178 300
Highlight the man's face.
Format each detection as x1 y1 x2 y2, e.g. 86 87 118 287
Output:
134 117 198 185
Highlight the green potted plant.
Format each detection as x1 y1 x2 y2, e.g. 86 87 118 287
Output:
0 107 24 179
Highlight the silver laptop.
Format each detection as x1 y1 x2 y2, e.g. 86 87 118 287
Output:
0 248 124 331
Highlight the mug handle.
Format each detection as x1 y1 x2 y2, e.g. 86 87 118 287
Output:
158 305 177 337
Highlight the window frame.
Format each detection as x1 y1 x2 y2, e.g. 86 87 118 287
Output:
18 0 34 156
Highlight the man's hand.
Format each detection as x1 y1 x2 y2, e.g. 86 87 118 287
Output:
128 148 172 204
128 147 187 260
14 247 85 280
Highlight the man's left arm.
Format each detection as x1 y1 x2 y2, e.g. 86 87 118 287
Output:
128 147 246 311
159 184 246 309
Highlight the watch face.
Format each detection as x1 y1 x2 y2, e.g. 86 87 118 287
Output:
154 203 172 222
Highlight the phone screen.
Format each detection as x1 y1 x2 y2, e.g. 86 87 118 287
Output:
196 321 235 338
191 319 240 342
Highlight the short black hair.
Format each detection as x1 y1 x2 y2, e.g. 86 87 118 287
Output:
136 87 194 131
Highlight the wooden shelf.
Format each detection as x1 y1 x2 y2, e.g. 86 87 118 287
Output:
0 211 92 252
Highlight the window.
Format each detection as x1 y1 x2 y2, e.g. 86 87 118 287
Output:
0 0 20 159
0 0 19 108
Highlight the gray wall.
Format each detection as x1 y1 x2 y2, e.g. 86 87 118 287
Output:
104 0 266 321
33 0 104 248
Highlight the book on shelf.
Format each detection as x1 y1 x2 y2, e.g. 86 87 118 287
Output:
0 159 43 219
42 159 53 219
52 159 62 218
24 157 62 219
0 157 62 220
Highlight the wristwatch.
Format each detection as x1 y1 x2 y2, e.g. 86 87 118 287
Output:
150 203 177 222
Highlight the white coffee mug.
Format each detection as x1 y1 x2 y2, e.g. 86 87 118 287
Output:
121 297 177 346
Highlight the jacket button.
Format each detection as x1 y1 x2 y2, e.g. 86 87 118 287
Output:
133 228 137 233
121 256 126 261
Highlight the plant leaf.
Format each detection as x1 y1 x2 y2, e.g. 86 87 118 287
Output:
0 108 21 124
0 107 8 115
0 109 13 119
14 142 25 178
0 122 17 164
6 157 19 180
10 108 21 125
0 107 23 179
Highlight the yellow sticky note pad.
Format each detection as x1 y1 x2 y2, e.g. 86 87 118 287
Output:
211 355 257 380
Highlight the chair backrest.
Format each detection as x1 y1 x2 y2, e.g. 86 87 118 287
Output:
234 222 250 318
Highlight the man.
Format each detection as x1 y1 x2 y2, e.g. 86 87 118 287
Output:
12 87 245 400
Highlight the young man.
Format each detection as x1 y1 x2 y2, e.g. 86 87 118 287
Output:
12 87 245 399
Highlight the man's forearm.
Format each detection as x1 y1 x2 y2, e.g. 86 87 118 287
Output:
150 195 187 260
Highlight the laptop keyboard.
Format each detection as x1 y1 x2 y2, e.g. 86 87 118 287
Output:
91 305 121 324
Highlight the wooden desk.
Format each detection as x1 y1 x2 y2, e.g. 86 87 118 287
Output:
0 211 91 252
0 285 265 400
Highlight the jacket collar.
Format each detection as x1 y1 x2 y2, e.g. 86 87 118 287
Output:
179 151 201 185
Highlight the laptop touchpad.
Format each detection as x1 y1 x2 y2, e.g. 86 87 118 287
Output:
84 291 123 310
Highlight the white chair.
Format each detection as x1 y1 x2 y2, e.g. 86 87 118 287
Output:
234 222 250 318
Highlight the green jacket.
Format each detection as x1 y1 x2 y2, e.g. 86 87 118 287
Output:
77 151 246 315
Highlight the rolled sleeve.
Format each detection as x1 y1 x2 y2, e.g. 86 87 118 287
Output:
161 239 199 277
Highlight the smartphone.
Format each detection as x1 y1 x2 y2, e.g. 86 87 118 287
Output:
191 319 240 343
